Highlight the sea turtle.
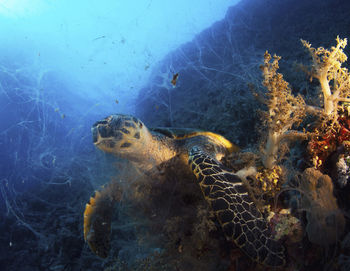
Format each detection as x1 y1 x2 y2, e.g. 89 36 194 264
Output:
83 114 285 267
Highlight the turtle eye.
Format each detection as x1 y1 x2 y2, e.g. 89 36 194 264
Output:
204 143 214 153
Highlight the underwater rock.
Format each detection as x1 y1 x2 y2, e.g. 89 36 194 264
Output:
300 168 345 246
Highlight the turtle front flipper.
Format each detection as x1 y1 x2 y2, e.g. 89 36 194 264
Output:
188 147 285 267
84 182 122 258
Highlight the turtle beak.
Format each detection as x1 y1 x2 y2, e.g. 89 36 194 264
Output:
91 125 110 144
92 117 112 144
92 126 98 143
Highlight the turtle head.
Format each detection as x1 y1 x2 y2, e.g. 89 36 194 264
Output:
92 114 176 169
92 114 152 163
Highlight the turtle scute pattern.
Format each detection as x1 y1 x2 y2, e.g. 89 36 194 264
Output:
188 147 285 267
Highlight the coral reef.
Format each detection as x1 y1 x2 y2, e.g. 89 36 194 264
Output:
246 36 350 269
257 36 350 184
267 208 303 243
301 37 350 170
307 104 350 170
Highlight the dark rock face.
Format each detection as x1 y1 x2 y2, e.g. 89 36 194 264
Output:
135 0 350 147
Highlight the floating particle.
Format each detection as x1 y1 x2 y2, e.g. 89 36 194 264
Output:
115 99 119 104
61 114 65 119
54 108 59 112
92 35 106 41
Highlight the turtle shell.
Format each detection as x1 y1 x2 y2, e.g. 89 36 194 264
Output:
151 127 239 153
150 127 204 139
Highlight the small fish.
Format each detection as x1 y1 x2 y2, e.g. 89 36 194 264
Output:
54 108 59 112
61 114 65 119
115 99 119 104
171 73 179 87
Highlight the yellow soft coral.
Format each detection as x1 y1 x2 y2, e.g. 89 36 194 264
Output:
255 165 282 193
302 36 350 121
260 51 307 169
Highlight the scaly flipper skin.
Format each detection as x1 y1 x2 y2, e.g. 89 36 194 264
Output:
84 182 122 258
189 147 285 267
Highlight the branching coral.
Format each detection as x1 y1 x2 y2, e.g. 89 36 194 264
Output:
260 51 307 169
259 37 350 171
301 37 350 121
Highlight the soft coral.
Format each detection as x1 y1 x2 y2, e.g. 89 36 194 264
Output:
302 37 350 168
260 51 307 169
302 36 350 121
